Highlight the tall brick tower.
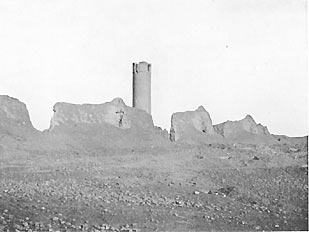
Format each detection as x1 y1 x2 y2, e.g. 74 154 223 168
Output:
132 61 151 114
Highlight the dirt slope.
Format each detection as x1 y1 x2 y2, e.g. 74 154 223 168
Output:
0 141 307 231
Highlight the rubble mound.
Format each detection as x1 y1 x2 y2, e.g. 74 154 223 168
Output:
49 98 153 131
170 106 219 142
214 115 270 137
214 115 275 143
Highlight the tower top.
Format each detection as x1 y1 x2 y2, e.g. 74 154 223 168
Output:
133 62 151 73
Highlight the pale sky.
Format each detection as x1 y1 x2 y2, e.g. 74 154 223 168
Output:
0 0 307 136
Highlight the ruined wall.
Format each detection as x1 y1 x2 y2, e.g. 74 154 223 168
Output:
49 98 130 130
170 106 216 141
48 97 155 132
132 61 151 114
0 95 34 128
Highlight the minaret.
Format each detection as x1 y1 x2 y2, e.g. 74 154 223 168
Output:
132 61 151 114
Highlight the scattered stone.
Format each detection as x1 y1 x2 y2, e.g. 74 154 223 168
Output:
219 156 232 160
214 186 236 197
289 147 300 153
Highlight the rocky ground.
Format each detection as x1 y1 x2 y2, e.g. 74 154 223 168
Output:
0 141 308 231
